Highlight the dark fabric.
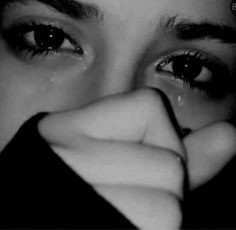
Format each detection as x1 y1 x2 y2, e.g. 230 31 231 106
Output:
0 113 136 229
183 155 236 229
1 113 236 229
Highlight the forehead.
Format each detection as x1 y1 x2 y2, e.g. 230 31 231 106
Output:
87 0 234 26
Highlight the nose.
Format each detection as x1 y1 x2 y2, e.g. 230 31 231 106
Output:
87 13 157 100
97 58 136 98
92 23 152 99
95 46 141 99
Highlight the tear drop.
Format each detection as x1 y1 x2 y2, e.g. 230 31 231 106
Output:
175 95 185 107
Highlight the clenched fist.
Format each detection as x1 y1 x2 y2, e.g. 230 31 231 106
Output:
38 89 186 229
38 88 236 229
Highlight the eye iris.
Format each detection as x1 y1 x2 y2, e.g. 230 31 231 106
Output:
34 25 65 50
172 56 203 80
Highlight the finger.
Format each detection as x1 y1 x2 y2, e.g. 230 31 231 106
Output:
184 122 236 189
94 184 182 230
39 89 185 158
52 139 184 197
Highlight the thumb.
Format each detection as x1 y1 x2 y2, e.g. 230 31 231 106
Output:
184 122 236 189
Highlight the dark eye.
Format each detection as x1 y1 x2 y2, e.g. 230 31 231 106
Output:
23 24 83 54
152 50 232 97
156 55 213 85
170 56 203 81
33 25 67 50
3 22 85 58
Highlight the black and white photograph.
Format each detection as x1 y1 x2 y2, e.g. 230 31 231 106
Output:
0 0 235 229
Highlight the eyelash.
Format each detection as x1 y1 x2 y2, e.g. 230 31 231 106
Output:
2 21 83 59
155 51 231 96
2 21 233 97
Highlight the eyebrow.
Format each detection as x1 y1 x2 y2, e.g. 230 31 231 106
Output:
161 16 236 45
1 1 235 45
0 0 103 22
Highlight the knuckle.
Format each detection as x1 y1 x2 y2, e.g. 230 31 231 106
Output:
157 150 185 196
166 195 183 228
166 195 182 226
133 88 164 112
37 112 83 146
156 192 183 229
37 113 66 140
167 152 185 195
37 114 54 139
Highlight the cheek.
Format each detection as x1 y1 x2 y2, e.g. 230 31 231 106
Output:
0 74 42 151
170 89 236 129
0 63 99 151
141 74 236 130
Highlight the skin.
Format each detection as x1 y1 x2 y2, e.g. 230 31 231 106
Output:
0 0 236 149
0 0 236 228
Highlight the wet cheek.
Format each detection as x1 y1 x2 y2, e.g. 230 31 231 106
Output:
0 75 44 151
141 76 236 130
0 66 99 123
0 64 68 148
170 89 236 130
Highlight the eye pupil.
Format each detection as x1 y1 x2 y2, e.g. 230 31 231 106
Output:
34 25 65 50
172 56 203 80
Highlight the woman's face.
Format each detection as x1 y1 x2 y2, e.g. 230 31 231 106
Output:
0 0 235 153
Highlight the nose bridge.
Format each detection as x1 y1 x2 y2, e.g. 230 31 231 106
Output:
94 9 158 99
98 49 136 97
97 32 148 98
